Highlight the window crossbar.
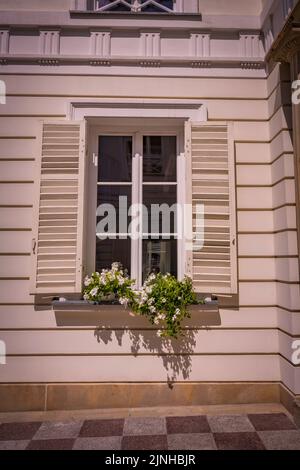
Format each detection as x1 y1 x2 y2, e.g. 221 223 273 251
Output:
95 0 174 13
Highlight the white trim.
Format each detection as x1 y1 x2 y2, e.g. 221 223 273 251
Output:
68 98 207 122
71 102 207 285
88 122 191 286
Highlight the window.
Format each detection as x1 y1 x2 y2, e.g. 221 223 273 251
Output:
94 133 179 287
30 120 237 297
95 0 174 13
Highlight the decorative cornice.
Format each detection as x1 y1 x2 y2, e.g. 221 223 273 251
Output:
272 33 300 63
139 60 161 67
240 61 264 69
0 55 265 70
191 61 211 68
269 2 300 63
90 60 111 66
37 59 60 66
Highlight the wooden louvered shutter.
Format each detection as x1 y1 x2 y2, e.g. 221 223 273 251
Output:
185 121 237 295
30 121 86 294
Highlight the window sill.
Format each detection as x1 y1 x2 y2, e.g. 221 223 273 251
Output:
52 300 218 312
69 10 202 19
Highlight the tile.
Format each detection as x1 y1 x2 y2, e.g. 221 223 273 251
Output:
73 436 122 450
0 440 30 450
258 430 300 450
122 435 168 450
168 433 217 450
166 416 210 434
124 417 166 436
0 422 41 441
208 415 255 433
79 419 124 438
248 413 297 431
26 439 75 450
214 432 265 450
33 420 83 440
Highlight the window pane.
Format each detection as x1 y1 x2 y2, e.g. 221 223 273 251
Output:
98 136 132 182
97 0 131 11
143 185 177 234
96 239 131 275
142 238 177 281
97 186 131 234
141 0 173 12
143 136 176 182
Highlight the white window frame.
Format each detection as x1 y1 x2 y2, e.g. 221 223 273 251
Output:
93 0 176 13
87 122 185 287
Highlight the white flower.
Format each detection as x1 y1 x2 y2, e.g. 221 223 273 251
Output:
145 286 153 294
149 306 156 314
119 297 129 307
84 276 91 287
175 308 181 316
157 330 163 338
111 262 120 272
83 293 89 300
90 287 98 297
147 298 154 306
117 276 125 285
154 317 160 325
158 313 166 321
161 298 166 304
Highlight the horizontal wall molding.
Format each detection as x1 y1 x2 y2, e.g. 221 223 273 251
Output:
4 93 269 102
0 55 266 70
0 158 35 162
0 136 36 140
0 72 267 80
238 229 297 234
0 115 66 118
236 152 294 166
237 177 295 189
237 203 296 211
235 128 291 144
239 279 300 285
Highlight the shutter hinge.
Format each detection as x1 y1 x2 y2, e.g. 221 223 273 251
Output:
92 153 98 167
232 238 236 246
32 238 37 255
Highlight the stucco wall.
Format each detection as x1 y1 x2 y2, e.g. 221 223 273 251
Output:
0 68 299 391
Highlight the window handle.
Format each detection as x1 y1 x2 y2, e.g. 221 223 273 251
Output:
92 153 98 167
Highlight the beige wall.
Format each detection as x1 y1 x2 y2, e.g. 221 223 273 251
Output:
0 65 299 392
0 0 72 10
199 0 264 16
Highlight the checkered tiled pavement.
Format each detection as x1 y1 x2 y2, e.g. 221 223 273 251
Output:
0 413 299 450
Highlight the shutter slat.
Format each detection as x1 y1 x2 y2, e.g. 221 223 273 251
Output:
186 122 237 295
30 121 86 295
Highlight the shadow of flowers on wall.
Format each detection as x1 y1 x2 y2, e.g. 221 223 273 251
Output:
94 327 198 382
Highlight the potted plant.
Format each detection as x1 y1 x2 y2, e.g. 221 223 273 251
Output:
83 262 203 338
